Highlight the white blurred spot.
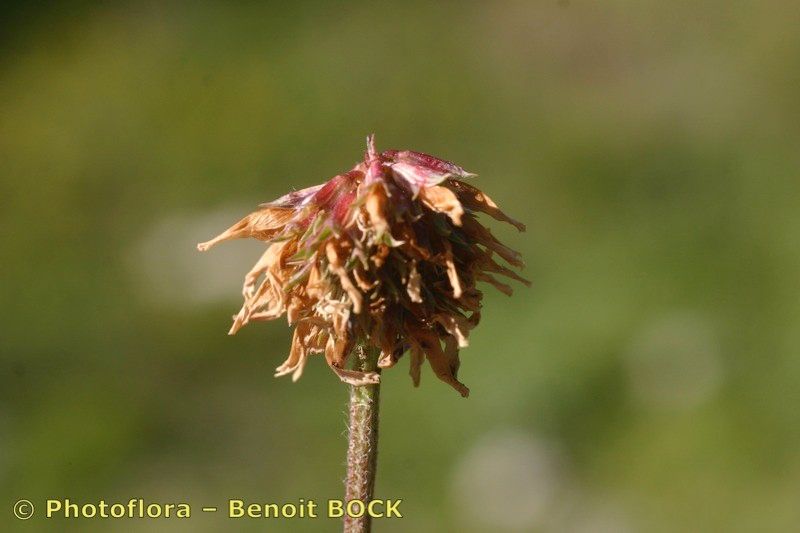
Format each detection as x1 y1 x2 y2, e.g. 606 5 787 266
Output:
128 205 265 309
546 492 634 533
450 429 564 531
625 312 723 411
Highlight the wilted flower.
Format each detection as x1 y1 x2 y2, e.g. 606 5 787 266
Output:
198 135 528 396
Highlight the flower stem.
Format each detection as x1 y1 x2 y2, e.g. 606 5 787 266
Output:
344 346 381 533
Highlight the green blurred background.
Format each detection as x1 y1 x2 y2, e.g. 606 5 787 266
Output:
2 1 800 531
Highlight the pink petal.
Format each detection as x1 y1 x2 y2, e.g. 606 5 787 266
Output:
383 150 476 194
260 183 324 208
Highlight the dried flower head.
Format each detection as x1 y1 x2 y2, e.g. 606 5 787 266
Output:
198 135 528 396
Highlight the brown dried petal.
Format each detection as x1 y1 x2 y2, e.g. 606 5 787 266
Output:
476 272 514 296
406 260 422 303
325 241 363 314
481 255 532 287
434 313 471 348
462 216 525 268
408 341 425 387
364 182 389 234
413 327 470 397
197 207 293 251
324 333 350 370
443 240 463 299
450 179 526 231
275 324 307 378
419 185 465 226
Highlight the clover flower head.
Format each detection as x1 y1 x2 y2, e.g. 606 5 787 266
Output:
198 135 528 396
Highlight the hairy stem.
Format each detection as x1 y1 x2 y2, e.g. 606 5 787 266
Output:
344 346 381 533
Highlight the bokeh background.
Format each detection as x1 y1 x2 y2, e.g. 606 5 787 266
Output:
2 1 800 531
